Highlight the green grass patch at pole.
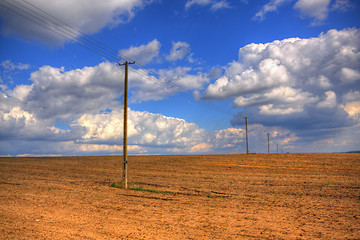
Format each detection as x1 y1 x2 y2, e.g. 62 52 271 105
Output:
129 186 175 195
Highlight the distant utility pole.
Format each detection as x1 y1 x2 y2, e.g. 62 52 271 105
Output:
245 117 249 154
267 133 270 154
277 144 279 154
119 61 135 189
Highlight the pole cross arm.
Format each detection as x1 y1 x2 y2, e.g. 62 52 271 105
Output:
119 61 135 66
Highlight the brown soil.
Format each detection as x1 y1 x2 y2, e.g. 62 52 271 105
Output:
1 153 359 239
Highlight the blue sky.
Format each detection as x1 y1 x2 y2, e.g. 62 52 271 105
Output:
0 0 359 156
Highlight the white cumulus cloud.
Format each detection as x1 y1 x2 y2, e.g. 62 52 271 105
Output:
77 109 208 152
294 0 331 25
24 62 124 120
234 86 318 114
203 28 360 104
157 67 209 90
204 58 291 99
3 60 210 124
166 41 192 62
118 39 161 65
201 28 359 145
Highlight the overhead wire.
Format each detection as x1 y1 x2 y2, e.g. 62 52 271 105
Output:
0 0 185 97
0 0 234 116
0 0 120 63
20 0 128 62
18 0 185 95
1 0 202 102
0 0 196 95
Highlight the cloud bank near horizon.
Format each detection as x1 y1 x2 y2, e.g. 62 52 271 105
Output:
1 27 359 156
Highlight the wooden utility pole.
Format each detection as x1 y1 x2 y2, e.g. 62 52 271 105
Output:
267 133 270 154
277 144 278 154
119 61 135 189
245 117 249 154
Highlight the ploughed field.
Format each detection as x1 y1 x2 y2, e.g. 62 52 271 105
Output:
1 153 359 239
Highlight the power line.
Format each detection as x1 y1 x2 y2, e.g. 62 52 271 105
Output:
0 0 186 95
0 0 121 63
20 0 172 88
0 0 234 117
4 1 160 74
21 0 125 60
